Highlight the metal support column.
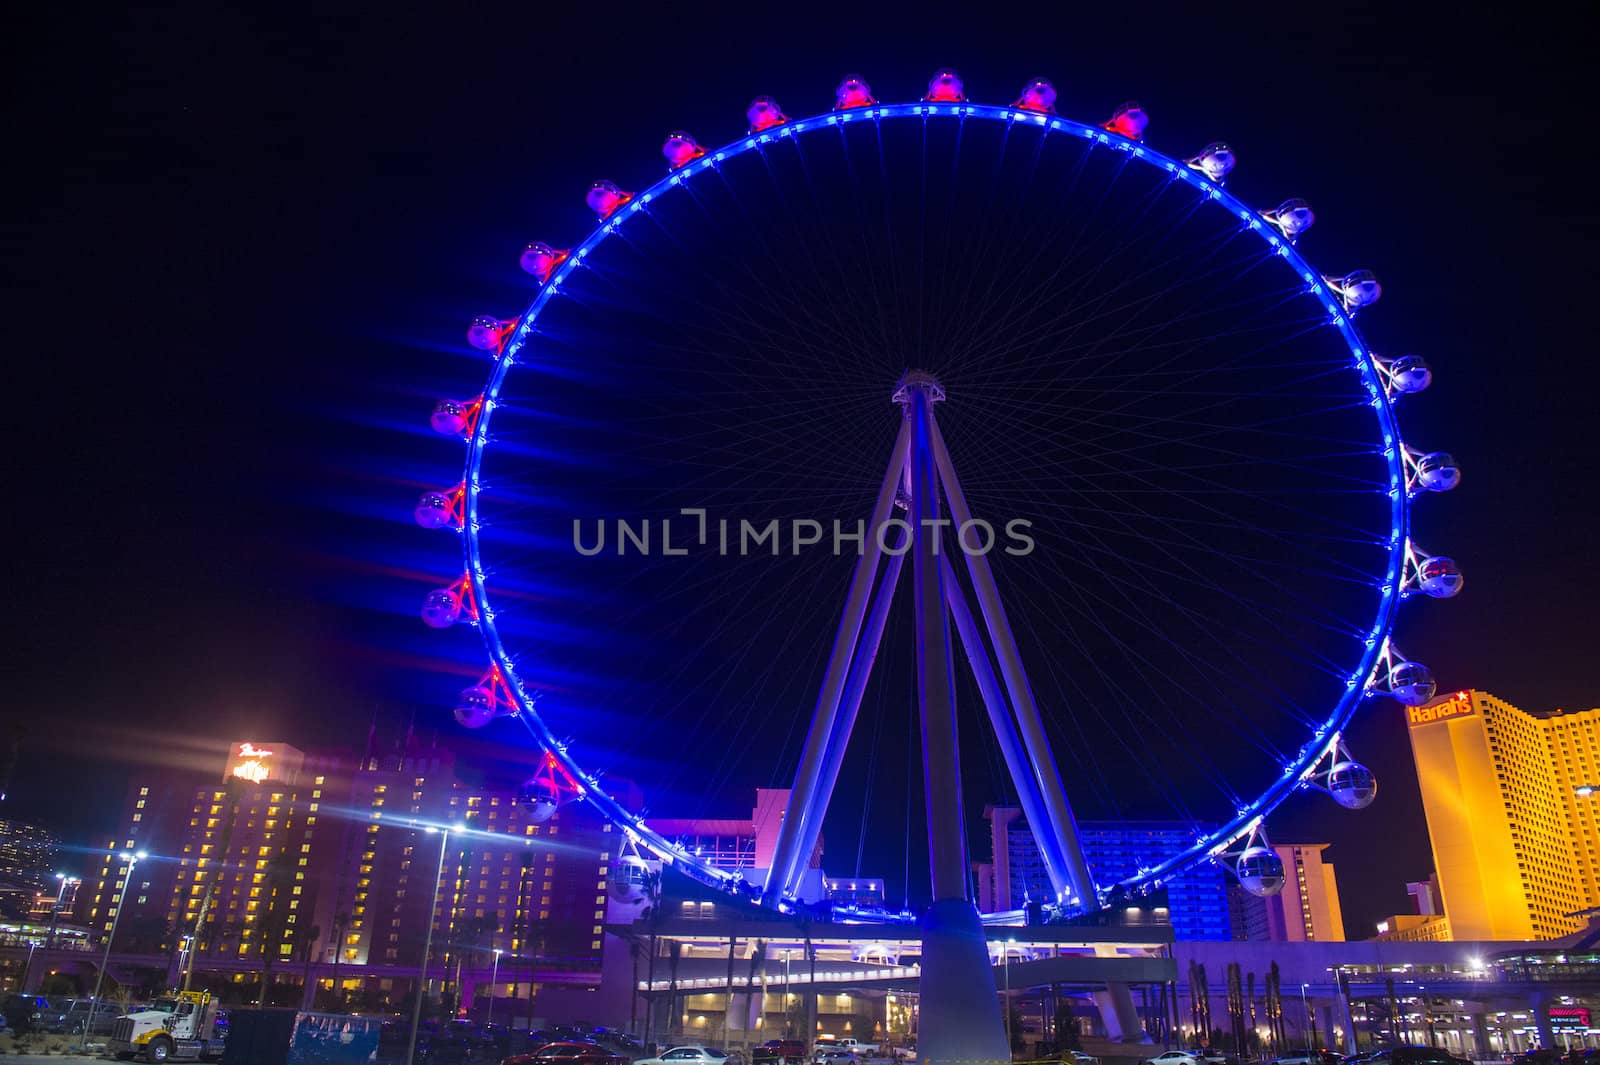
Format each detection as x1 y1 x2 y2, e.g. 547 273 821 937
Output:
903 375 1010 1065
941 553 1072 898
764 420 911 903
927 413 1096 908
782 547 908 901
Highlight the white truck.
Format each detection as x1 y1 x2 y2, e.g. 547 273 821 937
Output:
105 991 226 1063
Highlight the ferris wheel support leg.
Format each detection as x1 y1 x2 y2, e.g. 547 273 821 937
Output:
762 419 912 906
940 552 1075 900
927 414 1098 911
907 384 1013 1065
778 546 908 902
906 388 970 901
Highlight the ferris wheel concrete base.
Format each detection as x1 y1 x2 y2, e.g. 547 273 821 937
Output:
918 897 1012 1065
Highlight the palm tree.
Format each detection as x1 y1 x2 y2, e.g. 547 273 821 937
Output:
255 848 297 1008
299 924 323 1009
666 942 684 1042
799 915 817 1049
328 912 351 1010
452 914 500 1016
640 868 664 1047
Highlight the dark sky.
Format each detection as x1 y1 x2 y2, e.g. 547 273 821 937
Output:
6 5 1596 940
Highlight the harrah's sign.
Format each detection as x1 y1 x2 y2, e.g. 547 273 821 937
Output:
1407 690 1475 727
230 742 274 783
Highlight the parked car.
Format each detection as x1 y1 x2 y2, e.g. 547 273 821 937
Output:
1143 1053 1206 1065
1360 1048 1469 1065
503 1041 628 1065
1 995 52 1034
51 998 123 1036
634 1048 731 1065
1274 1053 1343 1065
1061 1053 1100 1065
1142 1052 1232 1065
753 1041 809 1065
813 1050 857 1065
829 1040 878 1056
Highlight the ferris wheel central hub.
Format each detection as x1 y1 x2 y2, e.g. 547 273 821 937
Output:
892 369 946 404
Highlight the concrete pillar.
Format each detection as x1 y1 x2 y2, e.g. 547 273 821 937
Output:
1335 975 1358 1056
1094 983 1149 1043
1471 1015 1491 1059
1532 993 1555 1051
1472 1017 1497 1055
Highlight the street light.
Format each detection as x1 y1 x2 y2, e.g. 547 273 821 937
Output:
1003 938 1018 1053
405 826 453 1065
1301 983 1313 1051
783 950 794 1039
21 939 42 991
84 851 147 1040
48 872 80 950
1576 784 1597 798
487 948 504 1026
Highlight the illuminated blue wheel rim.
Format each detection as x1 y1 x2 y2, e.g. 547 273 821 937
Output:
454 103 1408 903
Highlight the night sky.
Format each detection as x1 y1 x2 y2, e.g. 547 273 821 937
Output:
6 5 1596 939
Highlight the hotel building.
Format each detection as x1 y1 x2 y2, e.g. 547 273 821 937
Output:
1406 689 1600 940
74 733 617 1010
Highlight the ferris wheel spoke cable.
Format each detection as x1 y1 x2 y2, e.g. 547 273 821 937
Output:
1000 539 1282 799
610 550 848 803
815 128 902 360
948 390 1388 565
609 195 883 377
954 379 1386 491
1004 566 1222 826
752 145 894 363
1012 519 1363 701
928 116 1026 357
687 171 885 366
957 265 1298 398
949 173 1209 365
997 505 1378 638
1014 260 1297 393
960 450 1382 655
1030 500 1369 694
943 421 1370 682
573 254 877 391
952 150 1166 361
870 121 915 356
996 229 1291 372
953 390 1390 552
917 121 1061 360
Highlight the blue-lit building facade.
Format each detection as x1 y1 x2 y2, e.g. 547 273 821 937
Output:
976 806 1248 941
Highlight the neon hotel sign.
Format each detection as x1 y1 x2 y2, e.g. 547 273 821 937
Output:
231 742 274 783
1406 690 1475 727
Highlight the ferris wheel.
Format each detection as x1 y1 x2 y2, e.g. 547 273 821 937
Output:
409 69 1460 930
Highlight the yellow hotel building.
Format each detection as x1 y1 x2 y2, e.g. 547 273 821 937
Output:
1406 688 1600 940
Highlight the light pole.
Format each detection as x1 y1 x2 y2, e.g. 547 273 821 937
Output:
1003 939 1018 1056
48 873 79 950
1300 983 1313 1051
20 939 41 991
784 950 794 1039
85 851 146 1040
487 948 504 1026
406 826 453 1065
